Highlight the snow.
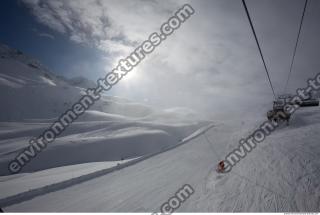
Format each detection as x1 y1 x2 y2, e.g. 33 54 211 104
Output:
39 76 56 86
0 75 23 88
1 43 320 212
0 117 208 175
0 43 209 176
66 76 95 89
2 108 320 212
0 159 137 200
0 42 209 205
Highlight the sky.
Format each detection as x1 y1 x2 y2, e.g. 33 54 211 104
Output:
0 0 107 79
1 0 320 117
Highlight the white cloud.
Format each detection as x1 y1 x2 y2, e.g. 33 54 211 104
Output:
22 0 270 116
22 0 318 117
38 32 55 40
22 0 178 56
31 28 55 39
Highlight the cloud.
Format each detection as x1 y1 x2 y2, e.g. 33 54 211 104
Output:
22 0 178 56
21 0 320 117
38 32 55 40
21 0 269 115
31 28 55 39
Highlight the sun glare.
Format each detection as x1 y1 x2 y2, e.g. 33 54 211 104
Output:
123 70 140 83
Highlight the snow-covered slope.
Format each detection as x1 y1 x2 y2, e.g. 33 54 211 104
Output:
0 159 138 201
3 107 320 212
65 76 96 89
2 43 319 212
0 43 210 176
0 43 154 120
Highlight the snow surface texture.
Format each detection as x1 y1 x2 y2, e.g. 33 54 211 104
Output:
0 159 138 201
0 124 214 208
1 43 320 212
0 43 210 210
3 110 320 212
0 43 209 176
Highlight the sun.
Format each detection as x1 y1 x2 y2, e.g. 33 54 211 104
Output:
122 70 140 83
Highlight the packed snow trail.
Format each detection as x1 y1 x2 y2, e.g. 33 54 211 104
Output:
5 108 320 212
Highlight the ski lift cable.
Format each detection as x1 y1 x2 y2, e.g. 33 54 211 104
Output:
283 0 309 94
242 0 277 99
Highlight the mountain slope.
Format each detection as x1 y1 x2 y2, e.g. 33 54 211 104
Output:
0 43 209 175
4 107 320 212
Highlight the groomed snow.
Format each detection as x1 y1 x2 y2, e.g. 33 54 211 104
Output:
1 43 319 212
3 108 320 212
0 159 138 200
0 43 210 176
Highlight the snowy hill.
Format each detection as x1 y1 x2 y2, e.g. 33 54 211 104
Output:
1 43 319 212
0 43 210 176
65 76 96 89
0 43 154 120
3 107 320 212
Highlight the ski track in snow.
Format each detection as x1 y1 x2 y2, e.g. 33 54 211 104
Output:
2 108 319 212
1 43 320 212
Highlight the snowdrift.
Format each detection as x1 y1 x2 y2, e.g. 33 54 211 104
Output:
0 43 210 176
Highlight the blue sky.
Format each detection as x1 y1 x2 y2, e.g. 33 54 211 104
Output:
0 0 106 79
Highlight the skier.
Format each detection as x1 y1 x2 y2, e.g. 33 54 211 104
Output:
217 160 225 172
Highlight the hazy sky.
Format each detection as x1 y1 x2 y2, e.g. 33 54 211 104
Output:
1 0 320 117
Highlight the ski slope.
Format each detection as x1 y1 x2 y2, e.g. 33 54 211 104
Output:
0 159 138 201
0 43 209 175
1 43 320 212
4 107 320 212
